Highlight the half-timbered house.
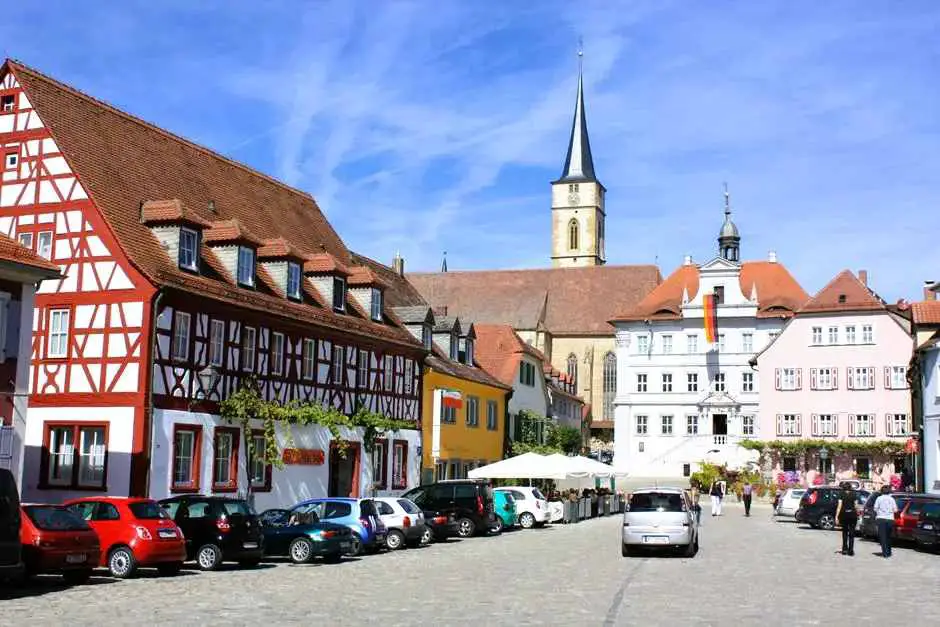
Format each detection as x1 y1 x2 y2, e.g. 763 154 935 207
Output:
0 60 424 508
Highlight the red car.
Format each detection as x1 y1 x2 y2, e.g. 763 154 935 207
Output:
20 504 100 584
895 495 940 541
65 497 186 578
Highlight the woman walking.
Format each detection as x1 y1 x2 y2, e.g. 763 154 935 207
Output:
834 483 859 556
709 480 723 516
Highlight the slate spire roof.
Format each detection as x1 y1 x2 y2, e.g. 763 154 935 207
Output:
554 51 598 186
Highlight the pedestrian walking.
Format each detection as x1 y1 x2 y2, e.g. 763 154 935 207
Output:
690 486 702 525
742 481 753 517
709 481 723 516
834 483 859 556
872 485 899 558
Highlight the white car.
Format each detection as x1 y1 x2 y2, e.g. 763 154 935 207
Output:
775 488 806 517
494 487 550 528
372 497 431 549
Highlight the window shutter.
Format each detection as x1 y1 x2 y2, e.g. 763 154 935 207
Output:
776 414 783 436
832 367 838 390
848 414 855 436
775 368 781 390
796 368 802 390
885 414 892 436
884 366 890 389
811 413 818 436
810 368 817 390
796 414 802 436
847 367 854 390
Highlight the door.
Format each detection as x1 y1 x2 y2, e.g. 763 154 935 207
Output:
0 469 20 568
712 414 728 436
90 501 124 559
328 442 361 497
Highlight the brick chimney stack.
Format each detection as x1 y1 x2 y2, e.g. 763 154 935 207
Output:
924 280 937 301
858 269 868 287
392 251 405 276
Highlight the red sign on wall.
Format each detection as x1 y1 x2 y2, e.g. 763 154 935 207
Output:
282 448 325 466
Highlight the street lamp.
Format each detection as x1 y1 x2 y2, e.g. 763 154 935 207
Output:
819 446 830 480
196 364 220 399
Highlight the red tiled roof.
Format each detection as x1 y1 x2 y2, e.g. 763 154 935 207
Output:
473 325 527 386
347 266 387 288
304 253 350 276
202 219 264 246
140 199 213 228
912 301 940 325
0 235 62 275
799 270 883 313
257 237 305 260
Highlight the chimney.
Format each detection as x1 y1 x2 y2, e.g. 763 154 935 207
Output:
683 255 693 266
392 251 405 276
768 250 777 263
924 281 937 301
858 269 868 287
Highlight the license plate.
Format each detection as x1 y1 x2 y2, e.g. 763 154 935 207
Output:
65 553 87 564
924 524 934 530
243 542 258 549
158 529 177 539
643 536 669 545
340 542 351 550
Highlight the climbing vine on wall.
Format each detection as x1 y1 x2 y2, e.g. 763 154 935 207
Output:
738 438 908 457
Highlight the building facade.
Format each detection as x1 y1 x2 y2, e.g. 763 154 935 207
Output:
755 270 913 486
912 286 940 494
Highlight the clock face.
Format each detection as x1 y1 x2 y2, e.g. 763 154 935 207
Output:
568 192 580 204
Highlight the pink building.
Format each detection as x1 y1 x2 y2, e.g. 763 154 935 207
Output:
754 270 912 487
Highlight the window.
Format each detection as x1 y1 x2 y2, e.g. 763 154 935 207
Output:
302 338 316 380
37 231 53 260
635 415 648 436
713 373 725 392
846 325 856 344
849 414 874 437
486 400 498 431
713 285 724 304
466 396 479 427
357 349 369 389
811 327 822 345
422 324 432 349
828 326 839 345
661 373 673 392
783 456 797 472
212 428 239 490
775 367 801 391
44 423 107 489
661 415 673 436
687 372 698 392
404 360 414 395
4 152 16 169
171 425 201 491
742 372 754 393
270 332 284 376
603 352 616 421
862 324 873 344
370 287 383 321
813 414 837 437
241 326 256 372
848 366 875 390
383 355 394 391
636 335 649 355
887 413 910 436
332 276 346 311
811 367 837 391
567 218 579 250
47 308 70 358
718 334 726 352
442 404 457 424
519 362 536 386
687 334 698 354
249 431 271 491
464 338 474 366
333 346 346 385
449 333 459 361
662 335 673 354
686 415 698 435
887 366 907 390
742 333 753 353
1 95 13 112
237 246 255 287
179 227 199 271
776 414 801 437
171 311 191 362
391 440 408 490
372 440 388 489
18 232 32 249
209 319 224 367
735 414 753 437
818 457 833 475
636 373 648 393
566 354 578 389
855 457 871 479
287 262 302 301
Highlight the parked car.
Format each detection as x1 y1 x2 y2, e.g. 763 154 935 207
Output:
257 506 353 563
372 497 429 549
423 510 459 542
65 497 186 578
913 501 940 550
494 486 550 529
774 488 806 517
491 490 517 533
20 504 100 584
859 492 915 539
621 487 698 557
0 468 22 581
860 493 940 542
158 496 264 570
291 498 386 556
403 480 496 538
795 487 870 530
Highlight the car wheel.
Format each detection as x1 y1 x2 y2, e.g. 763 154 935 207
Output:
818 514 836 531
157 562 183 576
490 517 504 535
420 527 433 545
385 530 405 551
456 517 476 538
348 534 363 556
196 543 222 571
107 546 138 579
62 569 92 585
289 537 314 564
519 512 536 529
621 543 631 557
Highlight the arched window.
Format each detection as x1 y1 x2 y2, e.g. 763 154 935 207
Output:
568 219 579 250
566 353 578 390
603 351 616 421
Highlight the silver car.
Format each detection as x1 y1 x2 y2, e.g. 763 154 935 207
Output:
621 487 698 557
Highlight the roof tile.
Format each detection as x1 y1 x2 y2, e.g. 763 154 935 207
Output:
799 269 884 313
0 235 62 275
912 301 940 325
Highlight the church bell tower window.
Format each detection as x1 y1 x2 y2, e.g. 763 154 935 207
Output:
568 219 579 250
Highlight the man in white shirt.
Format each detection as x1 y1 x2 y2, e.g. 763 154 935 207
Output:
872 486 899 558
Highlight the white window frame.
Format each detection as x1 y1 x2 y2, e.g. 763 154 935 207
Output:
47 308 70 358
687 334 698 355
332 276 346 312
332 345 345 385
17 232 33 249
713 373 725 392
887 366 907 390
179 227 199 271
171 311 191 362
404 359 414 395
828 326 838 345
811 326 822 345
208 319 224 367
36 230 53 260
813 413 838 437
302 338 316 380
718 333 726 352
886 413 909 436
661 372 673 392
270 332 285 376
636 373 647 393
249 431 270 489
241 326 256 372
687 372 698 392
848 366 875 390
286 261 302 300
741 415 755 437
862 324 873 344
383 355 394 391
776 367 802 391
846 325 856 344
742 372 754 393
661 415 673 436
635 415 648 436
742 333 753 353
686 414 698 435
849 414 874 437
357 349 369 389
777 414 801 437
370 287 383 321
636 335 649 355
1 95 13 112
661 334 672 355
466 396 479 427
810 367 837 391
237 246 255 287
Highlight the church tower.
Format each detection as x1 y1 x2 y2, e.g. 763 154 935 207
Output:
551 49 606 268
718 184 741 262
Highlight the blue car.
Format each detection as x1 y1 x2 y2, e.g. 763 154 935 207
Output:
291 498 386 556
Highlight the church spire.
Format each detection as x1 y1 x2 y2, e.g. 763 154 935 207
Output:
555 41 598 184
718 182 741 262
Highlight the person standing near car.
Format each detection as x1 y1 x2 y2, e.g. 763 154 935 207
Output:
834 484 859 556
742 481 753 517
709 481 723 516
872 485 899 558
690 486 702 525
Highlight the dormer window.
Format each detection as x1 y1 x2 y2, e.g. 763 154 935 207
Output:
370 287 383 321
179 227 199 271
450 333 459 360
1 95 13 112
237 246 255 287
465 338 474 366
287 261 302 301
713 285 725 305
422 324 432 349
332 276 346 312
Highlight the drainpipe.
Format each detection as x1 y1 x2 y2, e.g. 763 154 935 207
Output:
142 288 165 498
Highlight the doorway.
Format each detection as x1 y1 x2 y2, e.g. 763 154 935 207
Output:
328 441 361 497
712 414 728 436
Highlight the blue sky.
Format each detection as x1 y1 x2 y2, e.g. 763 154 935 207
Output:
3 1 939 301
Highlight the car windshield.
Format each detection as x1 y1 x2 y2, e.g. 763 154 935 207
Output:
789 490 805 497
222 501 254 517
25 506 90 531
629 492 685 512
921 503 940 519
532 489 546 500
129 501 168 520
397 499 421 514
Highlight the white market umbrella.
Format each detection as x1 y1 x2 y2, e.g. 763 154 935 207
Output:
568 455 628 478
468 452 570 480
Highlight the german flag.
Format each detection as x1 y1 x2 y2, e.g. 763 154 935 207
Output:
703 293 718 345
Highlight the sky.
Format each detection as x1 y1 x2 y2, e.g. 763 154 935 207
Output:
2 1 939 302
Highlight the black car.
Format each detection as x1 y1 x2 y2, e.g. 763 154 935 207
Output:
913 501 940 551
795 486 870 530
0 469 22 581
421 509 458 542
402 480 495 538
158 496 264 570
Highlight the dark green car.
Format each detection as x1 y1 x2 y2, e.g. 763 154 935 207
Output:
258 507 355 563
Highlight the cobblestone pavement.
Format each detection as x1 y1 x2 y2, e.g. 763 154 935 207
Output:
3 501 940 626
